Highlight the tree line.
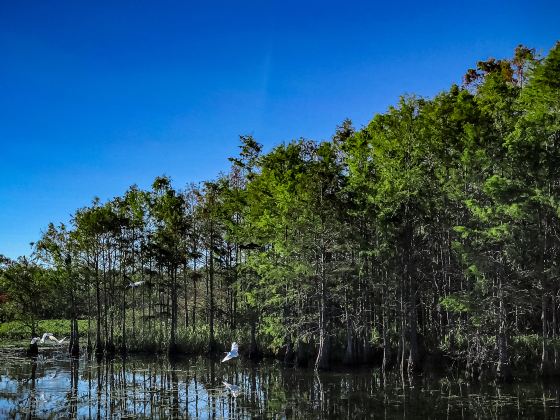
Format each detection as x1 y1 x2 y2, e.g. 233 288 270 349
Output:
1 43 559 381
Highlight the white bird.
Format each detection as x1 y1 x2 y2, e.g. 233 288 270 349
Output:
222 381 240 397
221 342 239 362
128 281 145 288
30 337 41 345
40 333 66 345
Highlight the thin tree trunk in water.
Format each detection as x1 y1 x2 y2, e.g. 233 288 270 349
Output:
541 287 549 375
95 257 102 356
131 285 136 348
403 221 420 375
399 275 406 379
553 291 558 370
87 285 92 352
192 253 197 332
283 282 293 363
205 252 209 324
71 318 80 356
496 276 512 382
408 272 420 374
103 247 109 353
121 261 126 355
362 252 374 363
315 249 330 370
131 234 137 347
208 220 216 353
294 294 308 367
86 265 92 353
232 242 239 330
165 266 170 343
158 265 164 348
539 209 550 375
343 288 355 365
382 275 391 376
27 330 38 357
169 267 178 355
69 262 80 356
183 261 188 330
70 319 74 355
108 250 115 353
141 264 148 346
148 265 153 345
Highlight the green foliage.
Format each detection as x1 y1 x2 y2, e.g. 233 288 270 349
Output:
439 294 472 314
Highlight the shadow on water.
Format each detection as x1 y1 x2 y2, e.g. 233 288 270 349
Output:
1 349 560 419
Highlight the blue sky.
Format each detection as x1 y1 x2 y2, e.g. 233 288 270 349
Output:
1 1 559 259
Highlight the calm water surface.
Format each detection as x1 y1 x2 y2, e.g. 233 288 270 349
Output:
0 349 559 419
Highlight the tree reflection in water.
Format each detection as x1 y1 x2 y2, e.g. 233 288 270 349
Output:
1 351 560 418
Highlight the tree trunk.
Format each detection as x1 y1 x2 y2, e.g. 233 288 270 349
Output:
183 261 188 330
403 222 420 375
382 280 391 375
541 288 550 375
408 273 420 375
169 267 179 355
86 267 92 354
553 291 558 370
399 285 406 379
68 263 80 357
27 341 38 357
70 317 80 357
192 256 197 332
315 252 330 370
496 276 512 382
121 264 127 356
95 257 103 357
108 252 115 354
208 220 216 353
343 289 355 366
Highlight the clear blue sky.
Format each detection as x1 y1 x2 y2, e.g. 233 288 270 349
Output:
1 1 558 259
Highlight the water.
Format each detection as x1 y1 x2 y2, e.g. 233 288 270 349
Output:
1 349 560 419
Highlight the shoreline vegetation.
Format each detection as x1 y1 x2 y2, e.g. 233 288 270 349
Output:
1 43 560 382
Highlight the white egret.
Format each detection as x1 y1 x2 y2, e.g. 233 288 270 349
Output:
222 381 240 397
221 342 239 362
128 281 145 288
40 333 66 345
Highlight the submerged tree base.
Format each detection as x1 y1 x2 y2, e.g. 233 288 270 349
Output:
26 343 38 357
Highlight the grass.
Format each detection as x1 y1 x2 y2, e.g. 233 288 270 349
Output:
107 323 254 354
0 319 88 340
0 318 260 356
